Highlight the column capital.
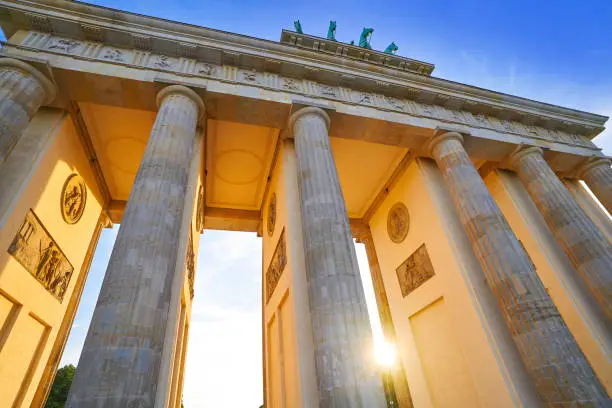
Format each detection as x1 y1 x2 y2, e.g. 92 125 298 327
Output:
156 85 205 114
509 145 544 169
0 58 57 104
575 156 612 178
289 106 331 132
428 131 463 156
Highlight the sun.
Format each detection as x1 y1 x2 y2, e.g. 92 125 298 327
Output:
374 340 397 368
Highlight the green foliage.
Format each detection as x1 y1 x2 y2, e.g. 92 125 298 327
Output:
45 364 75 408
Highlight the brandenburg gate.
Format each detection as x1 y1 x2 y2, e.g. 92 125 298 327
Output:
0 1 611 407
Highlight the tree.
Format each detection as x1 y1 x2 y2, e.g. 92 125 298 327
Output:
45 364 75 408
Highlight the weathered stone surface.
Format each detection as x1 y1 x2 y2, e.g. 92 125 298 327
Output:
511 146 612 322
430 132 610 406
0 58 56 163
578 157 612 215
66 85 203 408
290 107 386 407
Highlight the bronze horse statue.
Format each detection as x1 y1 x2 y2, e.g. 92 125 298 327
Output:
358 27 374 49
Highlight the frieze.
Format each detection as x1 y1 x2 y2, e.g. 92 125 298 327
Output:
24 31 598 150
265 229 287 303
396 244 435 297
8 210 74 301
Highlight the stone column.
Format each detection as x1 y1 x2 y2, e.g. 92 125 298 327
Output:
577 157 612 215
430 131 609 406
510 147 612 321
0 58 56 163
289 107 386 407
66 85 203 408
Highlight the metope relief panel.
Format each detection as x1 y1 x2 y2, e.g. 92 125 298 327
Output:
265 229 287 303
396 244 435 297
8 210 74 301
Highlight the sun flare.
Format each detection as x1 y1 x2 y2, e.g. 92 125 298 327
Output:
374 341 397 368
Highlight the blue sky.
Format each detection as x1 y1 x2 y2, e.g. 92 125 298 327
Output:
59 1 612 407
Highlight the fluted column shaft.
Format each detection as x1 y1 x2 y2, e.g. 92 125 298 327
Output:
511 147 612 320
0 58 56 162
431 132 609 406
579 157 612 215
290 107 386 407
67 85 203 408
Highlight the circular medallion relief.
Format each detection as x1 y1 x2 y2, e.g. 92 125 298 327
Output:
61 174 87 224
196 186 205 232
387 202 409 244
267 193 277 237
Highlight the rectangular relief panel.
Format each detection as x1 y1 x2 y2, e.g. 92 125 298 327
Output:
396 243 435 297
266 229 287 303
7 210 74 301
410 298 480 408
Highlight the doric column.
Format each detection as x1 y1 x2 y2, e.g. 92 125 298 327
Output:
0 58 56 162
430 132 609 406
67 85 203 408
577 157 612 215
289 107 386 407
510 147 612 320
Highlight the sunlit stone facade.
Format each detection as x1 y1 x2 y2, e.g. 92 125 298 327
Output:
0 1 610 407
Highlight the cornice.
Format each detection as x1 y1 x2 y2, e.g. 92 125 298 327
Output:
0 0 607 139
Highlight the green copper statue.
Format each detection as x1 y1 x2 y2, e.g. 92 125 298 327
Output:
327 21 337 41
294 20 303 34
384 42 398 54
358 27 374 49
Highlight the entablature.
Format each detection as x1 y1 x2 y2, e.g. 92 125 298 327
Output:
0 0 607 145
1 29 604 162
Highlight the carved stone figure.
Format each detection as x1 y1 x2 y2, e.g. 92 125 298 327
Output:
242 70 257 82
196 186 205 232
47 38 80 53
327 21 337 41
396 244 435 297
186 229 195 298
267 193 276 236
265 229 287 302
61 174 87 224
384 42 398 54
154 55 175 69
358 27 374 49
283 78 299 91
8 210 74 301
102 48 124 62
293 20 303 34
197 63 215 76
387 202 409 243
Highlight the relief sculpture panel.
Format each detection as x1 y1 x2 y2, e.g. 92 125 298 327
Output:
396 244 435 297
8 210 74 301
265 229 286 303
